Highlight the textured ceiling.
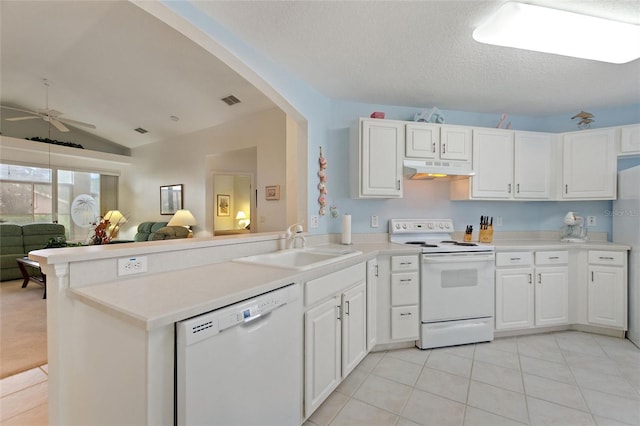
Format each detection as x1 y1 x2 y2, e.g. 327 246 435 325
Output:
194 0 640 116
1 1 639 151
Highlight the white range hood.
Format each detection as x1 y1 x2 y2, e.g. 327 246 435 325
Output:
403 159 475 180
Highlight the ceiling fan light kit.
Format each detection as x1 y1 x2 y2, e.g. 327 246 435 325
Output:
473 2 640 64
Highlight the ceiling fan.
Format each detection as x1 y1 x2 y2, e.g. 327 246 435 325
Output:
1 78 96 133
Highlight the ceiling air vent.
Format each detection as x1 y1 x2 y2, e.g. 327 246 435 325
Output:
134 127 148 134
221 95 241 106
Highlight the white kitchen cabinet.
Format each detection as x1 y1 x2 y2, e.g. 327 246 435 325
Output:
304 296 341 415
471 128 514 199
562 129 616 199
495 267 534 330
513 132 554 199
405 123 472 161
375 254 420 345
495 251 568 330
587 251 627 329
351 118 404 198
366 258 378 351
619 124 640 156
303 263 368 417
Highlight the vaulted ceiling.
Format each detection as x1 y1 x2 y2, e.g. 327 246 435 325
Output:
1 1 638 150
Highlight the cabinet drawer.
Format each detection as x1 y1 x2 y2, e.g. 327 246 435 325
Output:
305 263 366 307
391 272 419 305
535 251 568 265
588 251 625 266
391 255 419 272
391 306 419 340
496 252 533 267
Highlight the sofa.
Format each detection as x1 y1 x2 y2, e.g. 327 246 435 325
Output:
134 222 189 241
0 223 66 281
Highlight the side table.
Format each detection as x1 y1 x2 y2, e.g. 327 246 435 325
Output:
16 257 46 299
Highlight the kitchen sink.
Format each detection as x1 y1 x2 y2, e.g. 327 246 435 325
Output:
233 247 362 271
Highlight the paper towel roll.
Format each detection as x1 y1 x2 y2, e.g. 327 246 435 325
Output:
341 214 352 245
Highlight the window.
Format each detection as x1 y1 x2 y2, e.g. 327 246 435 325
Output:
0 163 118 241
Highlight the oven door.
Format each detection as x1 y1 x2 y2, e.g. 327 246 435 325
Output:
421 252 495 322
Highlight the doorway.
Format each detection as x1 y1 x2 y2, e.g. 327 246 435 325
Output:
212 173 254 236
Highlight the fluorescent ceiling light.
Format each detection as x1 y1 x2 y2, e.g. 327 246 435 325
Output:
473 2 640 64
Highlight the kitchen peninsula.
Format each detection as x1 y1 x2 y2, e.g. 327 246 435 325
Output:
32 231 628 425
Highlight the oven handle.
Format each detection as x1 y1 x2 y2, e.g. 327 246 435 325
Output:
422 254 495 263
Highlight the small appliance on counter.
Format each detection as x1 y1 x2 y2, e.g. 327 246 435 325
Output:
560 211 588 242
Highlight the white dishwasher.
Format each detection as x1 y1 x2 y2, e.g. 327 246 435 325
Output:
176 283 301 426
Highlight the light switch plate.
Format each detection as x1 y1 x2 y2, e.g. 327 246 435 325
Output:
310 215 319 228
587 216 596 227
370 215 379 228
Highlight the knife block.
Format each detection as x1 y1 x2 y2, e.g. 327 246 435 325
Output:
479 227 493 243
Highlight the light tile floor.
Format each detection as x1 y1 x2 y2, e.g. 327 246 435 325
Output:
305 331 640 426
1 331 638 426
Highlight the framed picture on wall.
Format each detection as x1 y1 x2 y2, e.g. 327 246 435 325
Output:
160 184 183 215
217 194 230 216
265 185 280 200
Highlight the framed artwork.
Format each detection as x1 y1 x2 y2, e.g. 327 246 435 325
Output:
217 194 230 216
160 184 183 215
265 185 280 200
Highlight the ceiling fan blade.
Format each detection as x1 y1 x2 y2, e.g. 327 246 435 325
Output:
5 116 41 122
49 118 70 132
1 105 40 116
58 117 96 129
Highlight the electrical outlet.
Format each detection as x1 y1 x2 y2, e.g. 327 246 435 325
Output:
118 256 148 276
310 215 319 228
587 216 597 227
370 215 379 228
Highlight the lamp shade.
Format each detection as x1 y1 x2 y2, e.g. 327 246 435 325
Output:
104 210 127 225
235 211 247 220
168 209 197 227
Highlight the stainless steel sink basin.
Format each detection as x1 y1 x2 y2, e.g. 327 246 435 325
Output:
233 247 362 271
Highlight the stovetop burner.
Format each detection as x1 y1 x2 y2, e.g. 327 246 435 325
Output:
389 219 495 253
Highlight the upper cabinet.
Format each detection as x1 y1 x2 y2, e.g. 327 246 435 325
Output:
619 124 640 156
451 129 554 200
405 123 472 162
351 118 404 198
562 129 616 199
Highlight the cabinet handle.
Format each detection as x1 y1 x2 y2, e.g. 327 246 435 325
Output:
537 273 542 284
345 301 350 315
565 184 568 194
528 274 532 284
549 256 559 260
442 143 446 154
375 265 379 277
432 142 436 153
336 305 341 320
599 256 614 260
510 257 521 261
399 279 413 283
508 183 512 194
516 183 520 194
396 180 401 190
591 271 594 282
400 312 412 317
400 262 413 266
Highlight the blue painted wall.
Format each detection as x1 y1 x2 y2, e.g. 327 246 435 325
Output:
166 3 640 241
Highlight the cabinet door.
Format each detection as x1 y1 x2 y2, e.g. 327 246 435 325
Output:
360 119 403 197
620 125 640 155
304 296 341 416
366 259 377 352
472 129 514 198
342 282 367 377
495 268 534 330
588 265 626 328
406 123 439 159
514 132 553 199
535 266 569 327
562 129 616 199
441 125 472 161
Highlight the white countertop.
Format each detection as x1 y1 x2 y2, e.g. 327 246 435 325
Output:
65 238 628 331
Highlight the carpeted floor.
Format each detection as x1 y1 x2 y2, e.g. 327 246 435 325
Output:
0 279 47 379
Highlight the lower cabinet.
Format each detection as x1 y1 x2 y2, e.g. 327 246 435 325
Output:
304 263 367 417
495 251 568 330
587 251 627 329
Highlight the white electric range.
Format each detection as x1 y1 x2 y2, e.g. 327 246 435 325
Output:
390 219 496 349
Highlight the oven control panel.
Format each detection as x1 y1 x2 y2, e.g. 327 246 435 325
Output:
389 219 454 234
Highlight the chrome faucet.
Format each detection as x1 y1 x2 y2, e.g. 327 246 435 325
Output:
286 224 306 249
